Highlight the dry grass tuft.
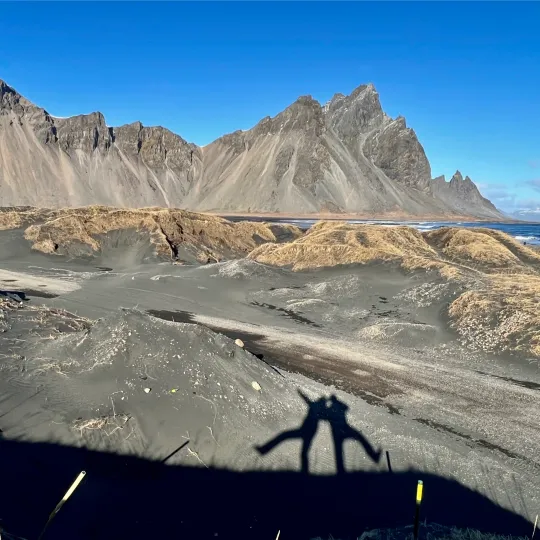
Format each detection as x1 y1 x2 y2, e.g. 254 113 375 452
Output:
425 227 540 272
0 210 25 230
249 221 540 278
0 206 302 261
449 274 540 356
73 413 131 437
249 222 442 272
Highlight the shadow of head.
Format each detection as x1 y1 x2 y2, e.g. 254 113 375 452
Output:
0 437 531 540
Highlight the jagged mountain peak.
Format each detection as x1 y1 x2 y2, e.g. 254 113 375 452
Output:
0 77 504 219
291 94 321 107
326 92 346 106
55 111 107 125
120 120 143 131
432 170 499 215
326 84 385 140
1 78 40 111
243 94 326 139
0 78 18 95
324 84 379 115
349 82 377 99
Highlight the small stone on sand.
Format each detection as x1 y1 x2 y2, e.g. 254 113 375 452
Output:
251 381 261 391
235 338 244 348
144 387 151 393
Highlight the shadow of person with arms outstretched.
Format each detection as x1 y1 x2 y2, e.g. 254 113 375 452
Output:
327 394 381 474
255 389 327 474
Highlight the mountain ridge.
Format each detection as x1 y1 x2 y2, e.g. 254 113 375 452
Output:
0 78 504 219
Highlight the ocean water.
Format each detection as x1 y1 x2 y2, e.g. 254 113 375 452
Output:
405 221 540 245
226 216 540 246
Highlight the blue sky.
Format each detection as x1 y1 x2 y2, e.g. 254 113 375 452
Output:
1 2 539 213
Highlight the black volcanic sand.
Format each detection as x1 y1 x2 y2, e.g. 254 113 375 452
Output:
0 229 539 538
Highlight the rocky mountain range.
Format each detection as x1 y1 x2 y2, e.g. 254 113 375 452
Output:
0 78 503 219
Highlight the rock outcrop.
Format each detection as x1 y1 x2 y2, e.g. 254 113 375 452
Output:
0 78 504 219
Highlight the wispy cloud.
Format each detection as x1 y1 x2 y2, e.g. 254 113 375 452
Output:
514 200 540 211
477 183 516 207
525 178 540 191
477 182 540 214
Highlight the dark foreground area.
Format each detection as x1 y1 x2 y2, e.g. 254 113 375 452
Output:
0 438 531 540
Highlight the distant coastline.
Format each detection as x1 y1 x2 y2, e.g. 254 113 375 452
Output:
213 211 514 223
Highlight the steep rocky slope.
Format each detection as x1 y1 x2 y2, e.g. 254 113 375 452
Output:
0 78 503 218
0 80 201 208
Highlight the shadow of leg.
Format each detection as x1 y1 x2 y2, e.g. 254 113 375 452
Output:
330 430 347 475
256 428 303 456
345 426 382 464
300 430 318 474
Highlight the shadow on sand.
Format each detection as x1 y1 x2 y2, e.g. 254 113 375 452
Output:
0 437 531 540
256 391 381 474
0 288 58 300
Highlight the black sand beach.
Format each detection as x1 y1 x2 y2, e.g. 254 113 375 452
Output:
0 227 539 539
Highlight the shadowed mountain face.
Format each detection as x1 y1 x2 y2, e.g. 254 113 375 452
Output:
0 78 502 218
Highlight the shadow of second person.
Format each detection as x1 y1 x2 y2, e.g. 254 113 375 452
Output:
326 394 382 474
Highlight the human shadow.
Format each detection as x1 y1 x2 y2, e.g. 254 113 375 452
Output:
255 391 381 474
327 394 382 473
255 390 327 473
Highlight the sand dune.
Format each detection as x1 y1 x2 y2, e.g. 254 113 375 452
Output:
0 206 302 263
249 221 540 358
2 208 539 357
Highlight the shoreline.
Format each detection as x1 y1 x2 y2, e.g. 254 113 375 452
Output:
209 211 515 223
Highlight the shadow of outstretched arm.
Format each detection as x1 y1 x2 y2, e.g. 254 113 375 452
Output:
297 389 313 405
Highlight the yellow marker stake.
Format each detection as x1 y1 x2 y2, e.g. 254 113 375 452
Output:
38 471 87 540
414 480 424 540
416 480 424 504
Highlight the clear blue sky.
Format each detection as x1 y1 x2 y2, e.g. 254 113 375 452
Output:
1 2 539 213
